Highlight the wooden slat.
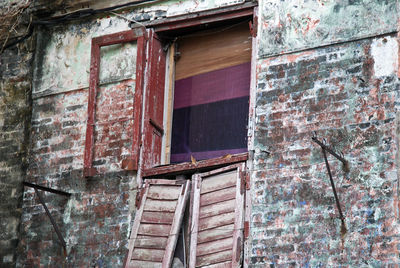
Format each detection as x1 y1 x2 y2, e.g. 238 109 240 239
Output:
196 249 232 267
199 212 235 232
143 199 177 212
134 236 168 249
189 174 202 268
231 164 245 267
131 248 165 262
128 260 162 268
162 180 191 268
197 224 234 244
200 199 235 219
196 237 233 257
175 22 251 80
141 211 175 224
147 185 182 200
201 170 237 194
204 261 233 268
164 43 175 163
200 187 236 207
138 224 172 236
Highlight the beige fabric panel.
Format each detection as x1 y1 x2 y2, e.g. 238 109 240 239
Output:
175 22 252 81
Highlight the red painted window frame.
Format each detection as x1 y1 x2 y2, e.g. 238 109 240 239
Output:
84 29 146 177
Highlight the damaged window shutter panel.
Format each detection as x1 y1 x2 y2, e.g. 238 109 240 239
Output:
189 163 245 267
142 29 167 169
125 179 190 268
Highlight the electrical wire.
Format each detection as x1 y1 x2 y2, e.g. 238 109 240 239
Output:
1 0 158 51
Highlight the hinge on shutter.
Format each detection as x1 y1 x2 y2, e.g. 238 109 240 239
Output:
135 187 146 208
248 20 257 37
245 171 250 191
241 171 250 194
244 221 250 239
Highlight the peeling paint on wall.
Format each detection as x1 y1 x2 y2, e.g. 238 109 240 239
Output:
32 17 133 97
259 0 398 58
99 43 137 84
32 0 244 98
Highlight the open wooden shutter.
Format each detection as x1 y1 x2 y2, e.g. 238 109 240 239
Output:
189 163 245 267
125 179 190 268
142 29 167 169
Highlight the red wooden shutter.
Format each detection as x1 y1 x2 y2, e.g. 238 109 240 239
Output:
125 179 190 268
189 163 245 267
142 29 167 169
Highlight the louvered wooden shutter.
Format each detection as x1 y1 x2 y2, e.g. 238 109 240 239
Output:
142 29 167 169
125 179 190 268
189 163 245 267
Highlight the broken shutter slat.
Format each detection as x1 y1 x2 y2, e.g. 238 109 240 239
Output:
163 179 190 268
125 179 190 268
189 163 245 268
142 29 167 169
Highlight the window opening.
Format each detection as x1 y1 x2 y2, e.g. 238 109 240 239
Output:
170 22 252 163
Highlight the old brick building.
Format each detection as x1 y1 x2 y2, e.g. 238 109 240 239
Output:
1 0 400 267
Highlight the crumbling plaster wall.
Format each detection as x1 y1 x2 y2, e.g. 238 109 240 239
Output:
249 0 400 266
18 0 247 266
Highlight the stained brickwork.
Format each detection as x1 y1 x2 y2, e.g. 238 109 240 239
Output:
16 34 138 267
93 79 136 173
0 35 33 268
250 34 400 266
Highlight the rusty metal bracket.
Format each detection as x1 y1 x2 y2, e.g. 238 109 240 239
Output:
311 137 347 165
312 137 347 229
23 181 71 197
23 182 70 253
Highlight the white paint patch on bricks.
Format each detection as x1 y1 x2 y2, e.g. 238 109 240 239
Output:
371 36 398 77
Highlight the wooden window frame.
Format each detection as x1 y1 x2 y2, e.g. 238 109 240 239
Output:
84 29 146 177
141 2 257 173
142 152 248 178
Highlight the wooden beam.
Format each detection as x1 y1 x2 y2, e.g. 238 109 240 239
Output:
142 152 248 177
145 2 257 33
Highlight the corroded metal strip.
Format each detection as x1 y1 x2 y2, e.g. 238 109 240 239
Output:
23 181 71 197
34 188 67 251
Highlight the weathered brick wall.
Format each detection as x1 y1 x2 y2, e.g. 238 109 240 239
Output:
14 0 400 266
17 25 137 266
0 27 33 268
250 33 400 266
17 0 245 265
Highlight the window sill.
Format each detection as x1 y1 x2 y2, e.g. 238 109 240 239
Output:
142 152 248 178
